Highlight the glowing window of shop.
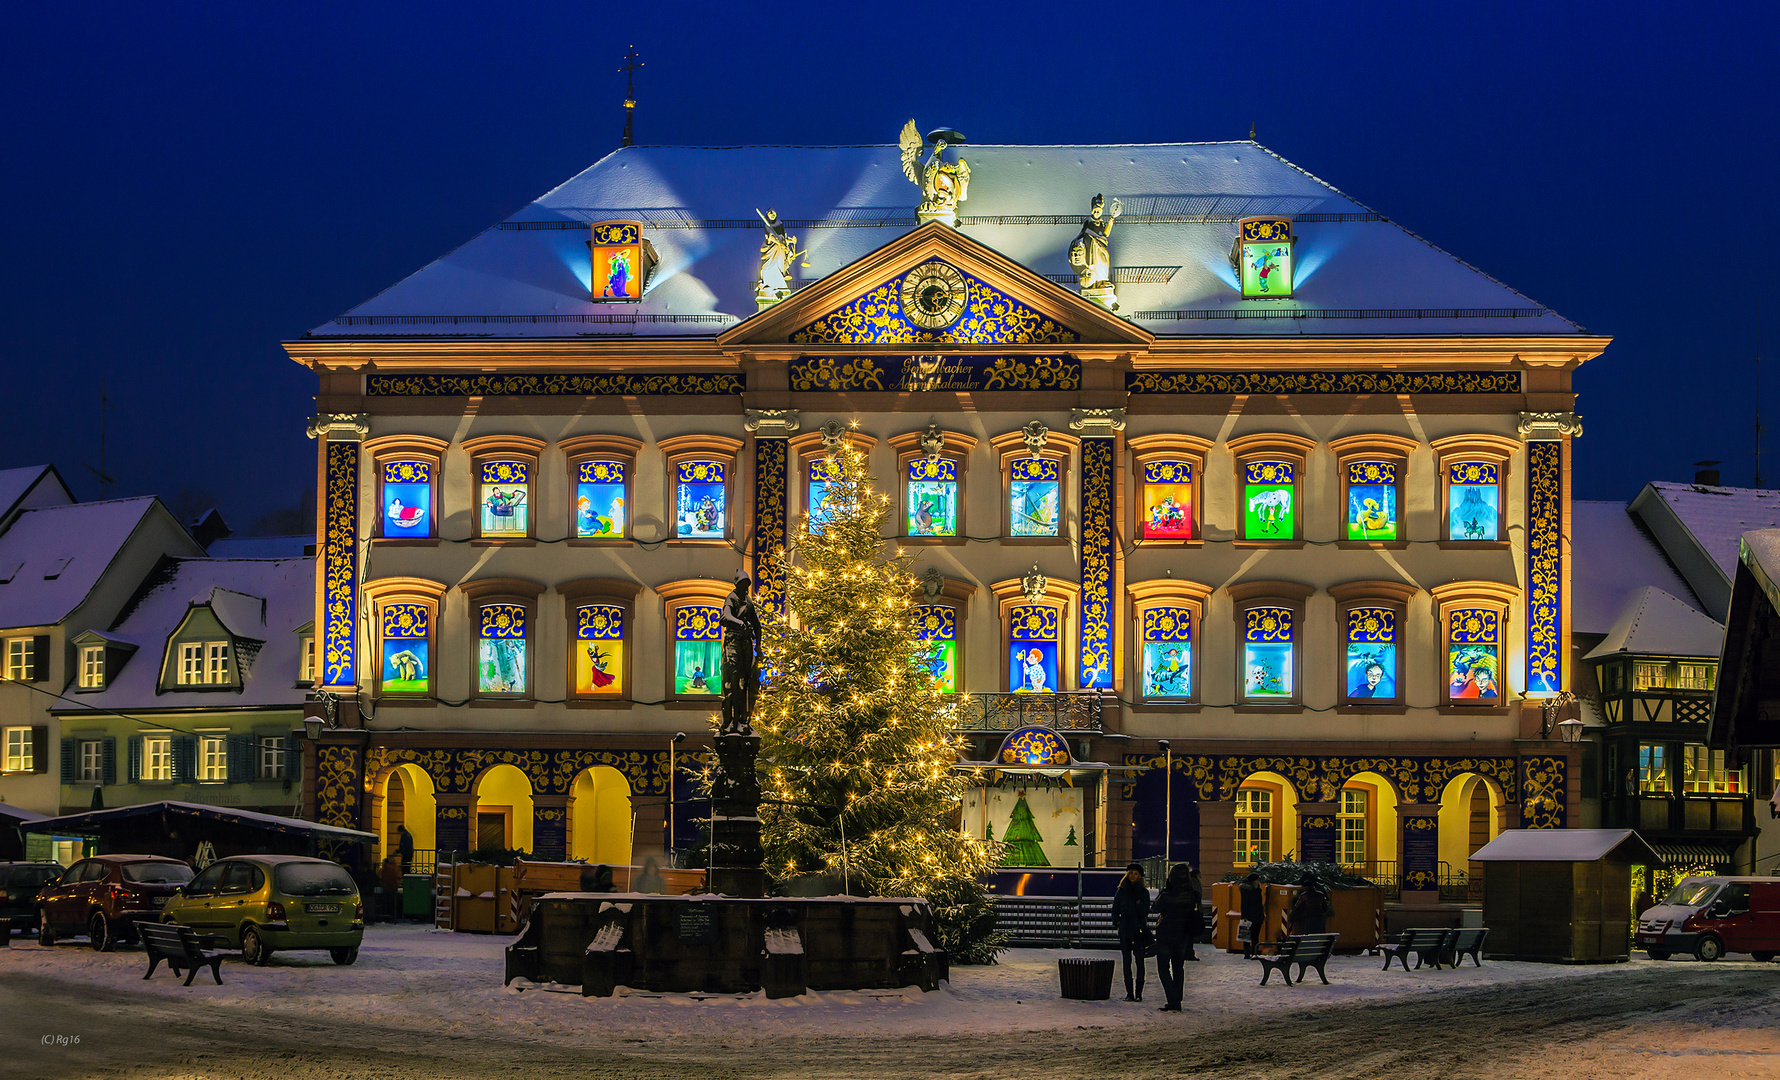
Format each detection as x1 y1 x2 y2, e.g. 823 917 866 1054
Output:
477 460 531 538
1139 606 1194 700
1240 606 1296 702
574 604 625 696
1446 608 1502 704
914 605 958 693
1138 461 1197 541
672 605 722 697
379 603 431 695
1008 457 1061 538
1007 605 1061 695
381 460 435 539
1343 606 1399 705
904 457 960 538
1683 744 1743 795
477 603 529 695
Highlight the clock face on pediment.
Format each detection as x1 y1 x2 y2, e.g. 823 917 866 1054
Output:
899 261 969 329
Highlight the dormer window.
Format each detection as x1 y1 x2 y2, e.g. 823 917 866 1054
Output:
178 641 232 686
1233 217 1295 298
80 645 105 689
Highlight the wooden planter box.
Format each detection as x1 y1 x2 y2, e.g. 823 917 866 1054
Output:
1211 881 1383 952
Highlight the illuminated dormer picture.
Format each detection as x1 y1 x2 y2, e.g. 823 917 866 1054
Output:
587 220 658 301
1232 216 1295 299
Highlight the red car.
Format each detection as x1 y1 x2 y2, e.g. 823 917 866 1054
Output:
35 854 194 951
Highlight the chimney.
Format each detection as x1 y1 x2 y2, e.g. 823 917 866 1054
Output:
1694 460 1722 486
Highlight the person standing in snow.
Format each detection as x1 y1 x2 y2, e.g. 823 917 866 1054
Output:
1288 873 1330 937
1111 862 1151 1001
1153 863 1197 1012
1239 871 1266 958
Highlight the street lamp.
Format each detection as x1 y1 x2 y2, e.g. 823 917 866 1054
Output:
302 691 341 742
668 732 686 861
1557 716 1585 744
1158 739 1171 875
1539 690 1578 739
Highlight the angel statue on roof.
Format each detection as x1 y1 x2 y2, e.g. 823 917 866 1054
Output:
754 208 809 310
900 120 971 227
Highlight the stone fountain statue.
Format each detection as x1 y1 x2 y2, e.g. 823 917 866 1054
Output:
709 571 766 897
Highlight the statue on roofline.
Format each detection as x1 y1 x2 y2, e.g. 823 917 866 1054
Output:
899 120 971 227
754 208 808 310
1069 193 1122 311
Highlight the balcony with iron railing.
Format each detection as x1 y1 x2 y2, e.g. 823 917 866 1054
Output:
952 690 1106 733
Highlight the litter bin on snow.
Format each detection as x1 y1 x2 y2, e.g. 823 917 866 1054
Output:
1057 957 1115 1000
402 874 433 919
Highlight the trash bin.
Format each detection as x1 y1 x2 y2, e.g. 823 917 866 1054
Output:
402 874 432 919
0 917 9 946
1058 957 1115 1000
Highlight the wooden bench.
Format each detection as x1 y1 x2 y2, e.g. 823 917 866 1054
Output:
1444 927 1489 967
1258 933 1340 986
138 922 224 987
1380 928 1453 971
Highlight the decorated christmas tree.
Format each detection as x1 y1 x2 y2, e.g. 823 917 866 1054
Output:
756 439 1005 964
999 794 1049 867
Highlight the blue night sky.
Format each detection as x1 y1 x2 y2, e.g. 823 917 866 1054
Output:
2 1 1775 529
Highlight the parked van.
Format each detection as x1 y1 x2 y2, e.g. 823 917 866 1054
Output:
1636 876 1780 961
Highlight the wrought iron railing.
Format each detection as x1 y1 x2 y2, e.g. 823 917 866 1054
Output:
954 691 1106 733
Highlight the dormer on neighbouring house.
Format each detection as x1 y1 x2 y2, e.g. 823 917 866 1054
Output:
159 587 267 693
294 620 316 687
67 630 137 693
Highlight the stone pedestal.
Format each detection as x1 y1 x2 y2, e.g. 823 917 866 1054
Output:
708 732 767 898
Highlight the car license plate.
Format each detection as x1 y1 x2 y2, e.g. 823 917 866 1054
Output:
306 903 340 914
152 897 167 907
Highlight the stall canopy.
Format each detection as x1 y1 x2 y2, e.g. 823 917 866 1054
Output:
1470 828 1661 864
0 802 51 860
18 800 375 861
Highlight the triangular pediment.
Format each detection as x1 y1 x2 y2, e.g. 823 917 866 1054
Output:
717 222 1152 350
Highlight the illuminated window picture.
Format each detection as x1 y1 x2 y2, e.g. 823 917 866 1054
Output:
1448 608 1501 702
914 605 957 692
906 458 958 537
1346 461 1399 541
1008 605 1060 694
1139 461 1194 540
1345 607 1397 701
575 460 626 538
479 460 530 537
478 604 527 694
675 460 727 539
1140 607 1193 699
1448 462 1500 541
1242 461 1295 538
807 458 839 532
1235 217 1295 298
589 221 646 300
382 461 432 538
1242 606 1294 699
575 604 624 695
1008 458 1060 537
673 605 722 696
380 603 429 693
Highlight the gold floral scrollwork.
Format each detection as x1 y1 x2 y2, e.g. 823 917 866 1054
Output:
321 442 358 687
365 373 744 397
1077 439 1113 690
1526 442 1563 695
1519 756 1567 829
1127 371 1524 396
791 269 1079 346
753 440 789 622
1300 816 1336 831
316 746 362 829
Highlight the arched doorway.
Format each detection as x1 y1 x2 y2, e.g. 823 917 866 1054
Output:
472 764 535 855
1439 774 1504 899
1339 771 1400 880
569 766 633 866
376 763 436 871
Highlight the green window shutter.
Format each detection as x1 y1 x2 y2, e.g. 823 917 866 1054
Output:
289 730 305 784
30 636 49 682
128 736 142 783
171 735 197 783
60 738 76 783
32 727 49 774
226 735 252 783
102 737 117 786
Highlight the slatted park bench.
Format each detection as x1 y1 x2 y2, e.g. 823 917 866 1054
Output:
1257 933 1340 986
1380 927 1455 971
1444 927 1489 967
138 922 225 987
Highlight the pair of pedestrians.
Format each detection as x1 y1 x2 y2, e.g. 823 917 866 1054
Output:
1112 862 1201 1011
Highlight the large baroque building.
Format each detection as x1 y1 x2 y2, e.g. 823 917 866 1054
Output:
292 138 1604 898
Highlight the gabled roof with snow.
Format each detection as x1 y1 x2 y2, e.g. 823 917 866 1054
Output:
1638 483 1780 581
1470 829 1660 864
205 535 310 559
0 497 168 630
306 141 1586 340
1570 500 1704 634
55 557 313 712
1583 587 1725 660
0 465 72 527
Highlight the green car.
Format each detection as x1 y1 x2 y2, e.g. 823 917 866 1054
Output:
161 855 364 966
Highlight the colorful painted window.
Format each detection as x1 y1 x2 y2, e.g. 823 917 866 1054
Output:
574 604 624 695
914 605 957 692
1140 607 1193 699
1446 608 1501 703
1345 607 1398 702
673 605 722 696
479 460 531 537
1139 461 1195 540
1242 461 1295 539
589 221 646 300
906 458 958 537
380 603 430 694
674 460 727 539
1008 605 1060 694
806 458 839 532
574 460 627 538
1242 606 1294 700
1235 217 1294 299
1345 461 1399 541
477 603 528 694
1009 458 1061 537
1447 462 1501 541
382 460 433 538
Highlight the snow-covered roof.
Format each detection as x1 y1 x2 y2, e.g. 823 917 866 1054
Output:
205 535 310 559
1470 829 1660 863
1639 483 1780 581
0 464 71 526
1740 528 1780 617
0 497 163 630
1582 586 1725 660
307 141 1585 340
18 800 375 843
58 557 312 711
1569 500 1703 634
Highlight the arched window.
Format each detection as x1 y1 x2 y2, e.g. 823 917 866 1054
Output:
1230 582 1313 705
365 435 448 542
365 577 446 699
993 427 1076 541
658 581 730 702
561 434 643 542
1330 581 1417 708
1431 434 1518 544
1330 433 1418 545
890 428 976 542
457 578 543 700
462 435 547 541
1127 579 1213 705
992 576 1079 695
1127 434 1211 544
1431 581 1517 708
1227 433 1317 543
792 429 876 536
560 578 641 702
658 435 743 543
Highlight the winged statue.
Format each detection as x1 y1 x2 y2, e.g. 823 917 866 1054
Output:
899 119 971 227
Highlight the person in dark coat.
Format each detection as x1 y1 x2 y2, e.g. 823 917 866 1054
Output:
1238 871 1265 958
1288 873 1330 936
1111 862 1151 1001
1153 863 1197 1011
397 825 415 874
1184 865 1205 960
